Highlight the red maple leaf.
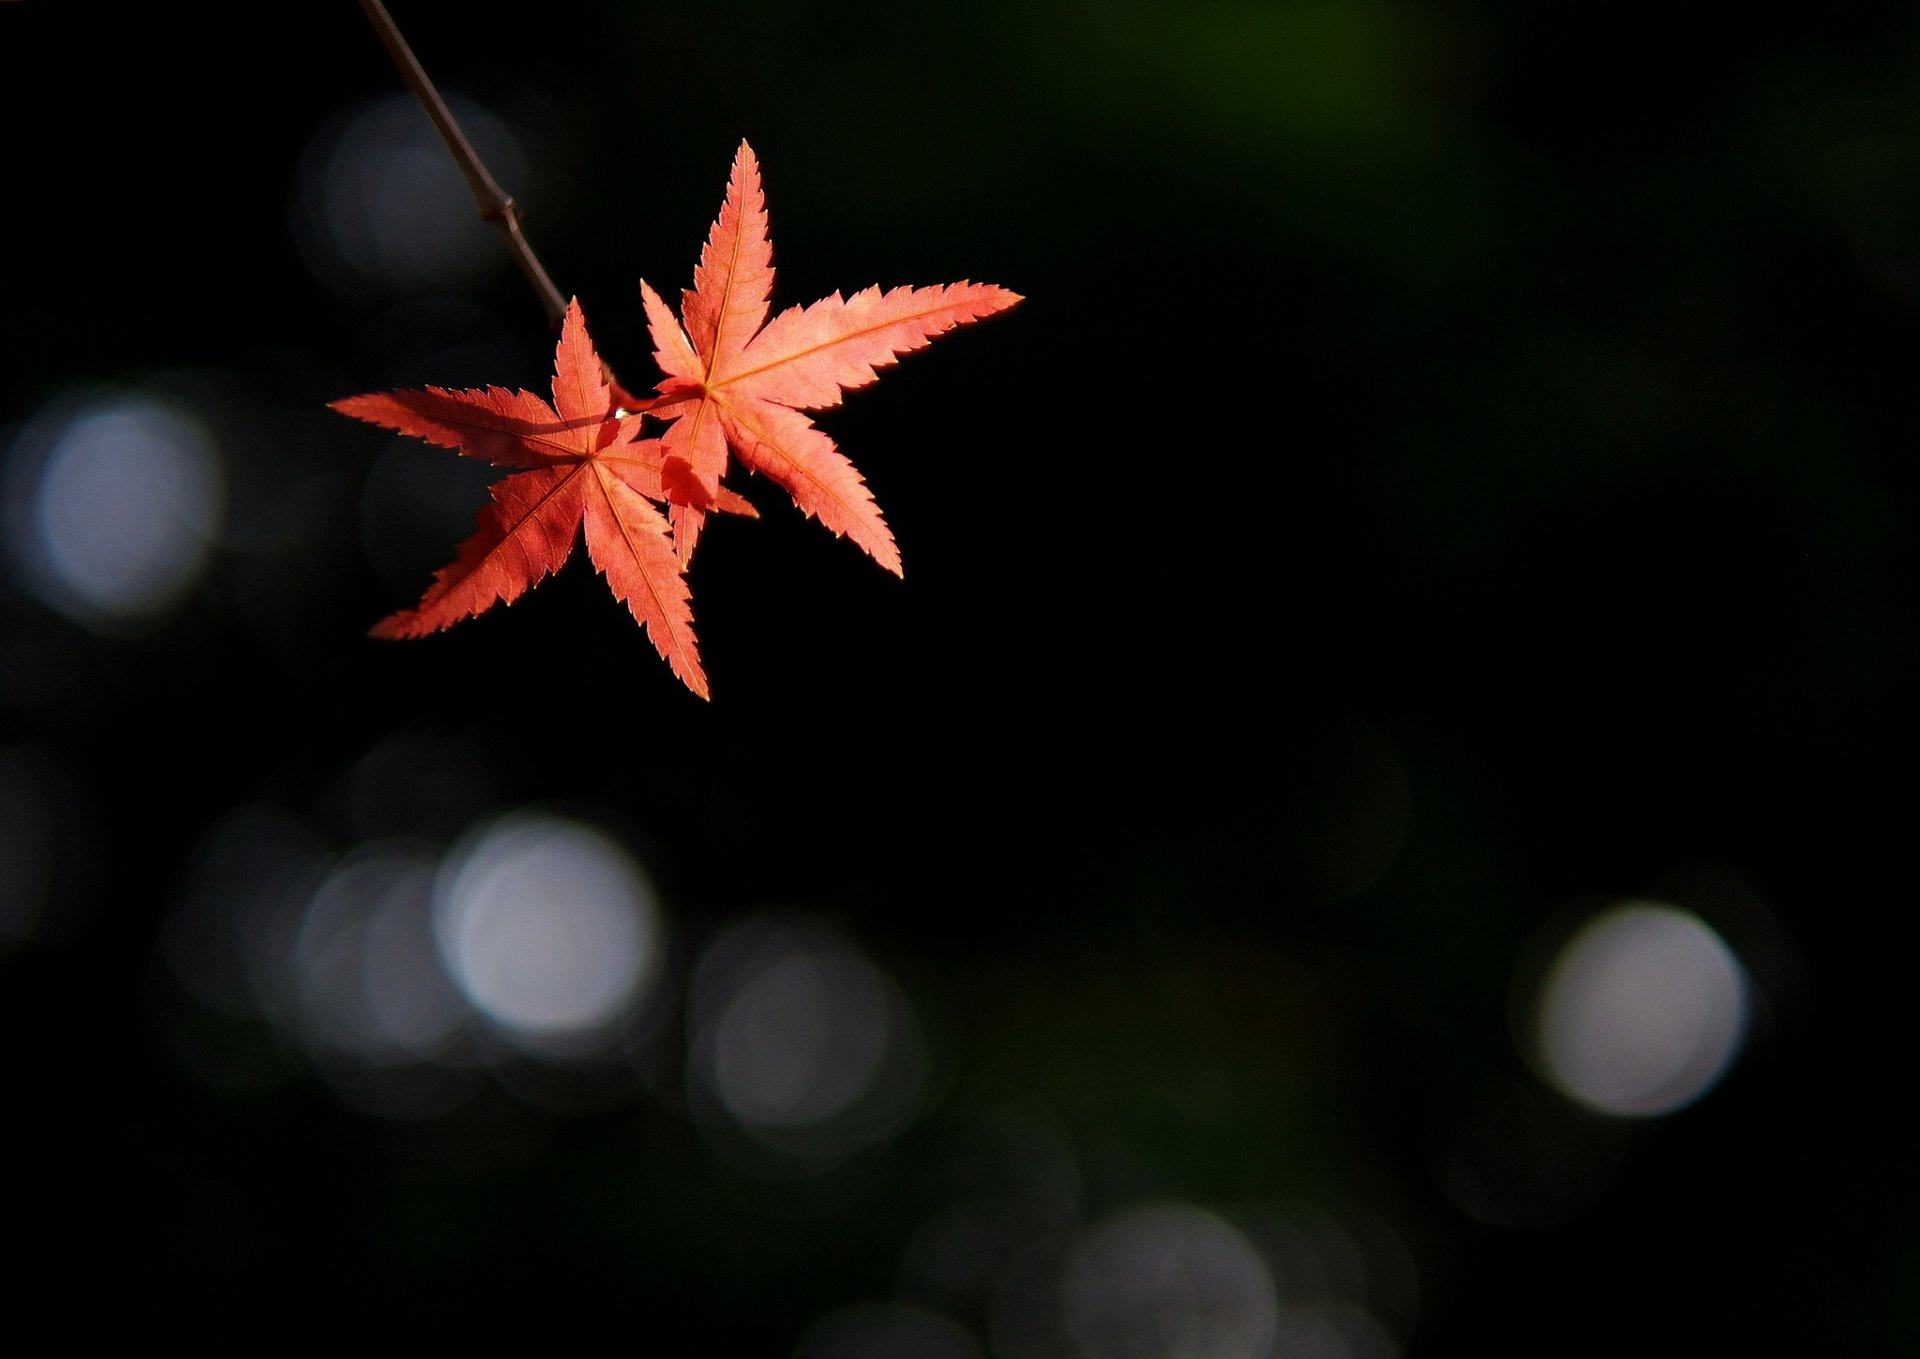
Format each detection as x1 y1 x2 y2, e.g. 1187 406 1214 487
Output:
331 299 711 698
642 140 1022 569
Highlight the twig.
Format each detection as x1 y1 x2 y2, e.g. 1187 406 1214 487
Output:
356 0 568 328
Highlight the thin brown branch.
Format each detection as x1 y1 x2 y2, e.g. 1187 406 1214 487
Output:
356 0 568 329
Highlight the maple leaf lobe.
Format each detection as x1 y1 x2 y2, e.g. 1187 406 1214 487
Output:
334 298 708 699
643 140 1022 577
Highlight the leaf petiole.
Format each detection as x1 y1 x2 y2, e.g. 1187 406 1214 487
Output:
354 0 568 328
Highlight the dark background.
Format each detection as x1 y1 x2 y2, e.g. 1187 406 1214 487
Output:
3 1 1916 1352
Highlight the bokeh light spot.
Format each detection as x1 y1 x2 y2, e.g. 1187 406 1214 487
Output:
435 813 662 1053
899 1115 1082 1317
712 947 892 1129
4 392 222 630
295 94 529 294
1269 1301 1401 1359
688 916 927 1165
1062 1204 1278 1359
361 873 468 1055
1532 901 1749 1117
1235 1204 1415 1354
293 845 462 1063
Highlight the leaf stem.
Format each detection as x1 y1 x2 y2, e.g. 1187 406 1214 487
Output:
355 0 568 328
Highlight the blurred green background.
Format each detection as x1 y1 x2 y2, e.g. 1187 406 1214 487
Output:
4 1 1917 1352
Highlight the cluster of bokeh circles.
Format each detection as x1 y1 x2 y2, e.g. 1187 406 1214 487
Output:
126 738 1429 1357
155 782 931 1173
0 74 1807 1357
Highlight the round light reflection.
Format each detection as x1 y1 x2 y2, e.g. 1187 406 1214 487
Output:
434 813 662 1052
1062 1204 1278 1359
5 392 222 630
712 946 893 1129
1532 902 1749 1117
688 917 927 1165
295 94 530 293
293 845 465 1063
